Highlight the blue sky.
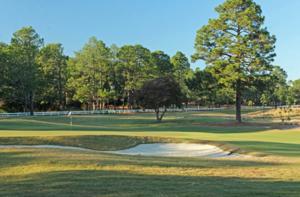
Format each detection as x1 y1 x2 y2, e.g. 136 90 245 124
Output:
0 0 299 80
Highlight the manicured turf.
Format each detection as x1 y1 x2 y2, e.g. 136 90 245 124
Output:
0 110 300 196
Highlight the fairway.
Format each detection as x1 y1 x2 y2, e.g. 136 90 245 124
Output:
2 0 300 196
1 110 300 196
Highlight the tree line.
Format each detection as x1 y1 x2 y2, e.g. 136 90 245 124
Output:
1 0 300 122
0 26 299 115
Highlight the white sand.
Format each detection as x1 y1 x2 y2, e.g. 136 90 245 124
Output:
0 143 244 158
111 143 237 158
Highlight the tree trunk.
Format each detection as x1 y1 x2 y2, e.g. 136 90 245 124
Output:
58 66 64 111
156 110 160 121
127 92 130 109
235 80 242 123
92 100 96 111
29 91 34 116
155 107 167 121
24 94 28 113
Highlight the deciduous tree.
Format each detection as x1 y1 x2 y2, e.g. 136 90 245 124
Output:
136 77 183 121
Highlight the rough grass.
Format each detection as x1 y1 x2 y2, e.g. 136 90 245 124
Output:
0 110 300 196
247 107 300 121
1 148 300 197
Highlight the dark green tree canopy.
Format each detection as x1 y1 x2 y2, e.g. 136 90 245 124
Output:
0 43 10 98
151 50 173 77
136 77 183 121
186 68 219 105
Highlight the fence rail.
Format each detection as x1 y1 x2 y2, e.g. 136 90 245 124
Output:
0 107 223 117
1 105 299 118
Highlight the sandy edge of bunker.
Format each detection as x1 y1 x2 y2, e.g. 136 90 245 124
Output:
0 143 252 158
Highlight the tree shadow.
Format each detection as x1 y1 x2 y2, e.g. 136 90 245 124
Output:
0 150 40 168
96 153 281 168
1 169 299 197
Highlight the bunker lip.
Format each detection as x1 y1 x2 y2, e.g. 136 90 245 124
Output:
108 143 247 158
0 143 251 158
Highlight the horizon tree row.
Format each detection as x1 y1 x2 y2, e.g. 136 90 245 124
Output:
0 25 299 115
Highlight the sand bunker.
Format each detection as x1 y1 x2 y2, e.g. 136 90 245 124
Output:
111 143 238 158
0 143 246 158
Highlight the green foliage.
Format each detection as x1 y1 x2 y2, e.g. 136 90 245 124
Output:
192 0 276 122
136 77 183 121
36 43 68 110
171 51 190 78
116 45 152 107
186 68 219 105
6 26 43 114
290 79 300 104
151 50 173 77
0 22 290 113
171 51 192 102
0 43 10 100
67 37 112 110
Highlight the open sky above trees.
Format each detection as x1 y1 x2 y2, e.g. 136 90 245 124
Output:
0 0 299 80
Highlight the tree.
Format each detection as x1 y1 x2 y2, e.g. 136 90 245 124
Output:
192 0 276 122
108 44 124 107
151 50 173 77
290 79 300 105
0 43 9 100
36 43 68 110
186 68 219 106
266 66 288 107
9 26 44 115
67 37 111 110
136 77 183 121
171 51 192 105
250 66 288 107
171 51 190 82
117 45 152 108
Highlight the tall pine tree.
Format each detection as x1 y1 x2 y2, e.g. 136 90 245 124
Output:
192 0 276 122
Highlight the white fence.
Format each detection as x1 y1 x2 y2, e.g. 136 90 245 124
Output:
0 107 223 117
2 105 299 118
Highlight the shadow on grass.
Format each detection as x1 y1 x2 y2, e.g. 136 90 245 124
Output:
97 153 281 168
1 169 299 197
227 141 300 157
0 120 286 134
0 151 39 168
0 112 299 133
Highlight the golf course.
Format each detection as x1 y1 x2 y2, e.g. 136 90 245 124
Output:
1 109 300 196
2 0 300 196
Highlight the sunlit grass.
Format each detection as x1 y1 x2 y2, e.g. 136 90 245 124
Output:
1 148 300 197
0 110 300 196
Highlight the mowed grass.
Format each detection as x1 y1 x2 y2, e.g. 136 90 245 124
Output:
0 110 300 196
